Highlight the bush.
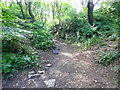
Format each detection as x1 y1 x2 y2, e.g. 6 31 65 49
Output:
52 11 96 42
16 20 45 30
2 53 39 78
54 7 118 50
97 51 118 66
32 29 54 50
94 7 118 38
80 36 100 50
2 26 34 54
1 3 19 26
2 32 20 53
2 26 39 78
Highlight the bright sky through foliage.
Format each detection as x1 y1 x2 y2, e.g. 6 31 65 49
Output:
1 0 115 12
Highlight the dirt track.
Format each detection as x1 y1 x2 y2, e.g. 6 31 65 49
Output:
3 40 118 88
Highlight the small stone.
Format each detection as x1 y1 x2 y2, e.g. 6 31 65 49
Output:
22 87 26 88
29 71 35 74
28 74 40 78
52 49 59 54
38 70 45 74
46 64 52 67
75 71 78 73
93 79 98 83
44 79 56 87
106 82 109 85
76 85 78 87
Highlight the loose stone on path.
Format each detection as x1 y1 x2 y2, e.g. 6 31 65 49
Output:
28 74 40 79
38 70 45 74
46 64 52 67
44 79 56 87
28 71 35 74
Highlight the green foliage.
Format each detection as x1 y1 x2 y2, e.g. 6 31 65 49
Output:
53 12 94 39
2 26 40 78
16 20 46 30
54 6 118 51
80 36 100 50
113 66 120 73
1 3 18 26
2 52 39 78
112 1 120 53
1 2 55 79
94 7 118 38
1 0 119 79
1 2 45 30
32 29 54 50
2 26 33 54
112 1 120 17
3 31 20 53
97 51 118 66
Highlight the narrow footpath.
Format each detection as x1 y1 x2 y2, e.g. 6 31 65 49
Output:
3 40 118 88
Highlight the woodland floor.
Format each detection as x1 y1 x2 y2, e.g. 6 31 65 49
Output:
3 40 118 88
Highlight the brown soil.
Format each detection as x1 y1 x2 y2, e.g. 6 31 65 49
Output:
2 40 118 88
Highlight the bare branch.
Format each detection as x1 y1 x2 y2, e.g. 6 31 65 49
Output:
94 0 100 6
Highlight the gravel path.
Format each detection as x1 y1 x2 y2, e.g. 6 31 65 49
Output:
3 40 118 88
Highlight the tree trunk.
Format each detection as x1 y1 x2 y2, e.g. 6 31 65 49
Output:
16 0 25 19
28 2 35 22
25 2 28 12
87 0 94 26
52 3 55 19
40 8 43 22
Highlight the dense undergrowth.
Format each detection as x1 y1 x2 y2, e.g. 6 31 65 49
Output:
1 1 120 78
1 3 54 78
2 25 53 78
